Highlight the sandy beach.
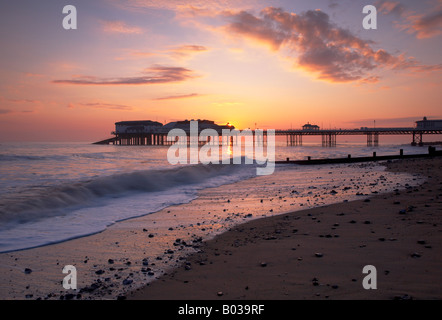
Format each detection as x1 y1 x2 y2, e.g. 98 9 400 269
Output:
0 157 440 300
129 157 442 300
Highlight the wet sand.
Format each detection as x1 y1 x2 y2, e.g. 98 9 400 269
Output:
0 158 438 300
129 158 442 300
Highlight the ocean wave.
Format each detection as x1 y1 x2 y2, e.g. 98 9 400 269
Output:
0 161 254 227
0 154 49 161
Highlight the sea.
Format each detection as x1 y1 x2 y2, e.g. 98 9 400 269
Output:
0 140 436 254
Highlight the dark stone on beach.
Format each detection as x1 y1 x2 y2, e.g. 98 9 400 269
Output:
80 283 99 293
314 253 323 258
24 268 32 274
260 262 267 267
142 258 149 266
312 278 319 286
410 252 421 258
417 240 426 245
331 285 339 289
363 220 371 224
95 269 105 275
378 238 386 242
142 228 147 232
65 293 75 300
330 190 338 195
364 199 371 202
349 220 357 224
122 279 133 285
25 294 33 299
148 234 154 238
167 249 174 254
217 291 223 296
108 259 114 264
148 271 155 276
399 209 407 215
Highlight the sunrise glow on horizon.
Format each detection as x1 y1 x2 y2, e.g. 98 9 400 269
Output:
0 0 441 142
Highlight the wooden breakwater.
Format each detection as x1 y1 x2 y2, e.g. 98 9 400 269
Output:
276 147 442 165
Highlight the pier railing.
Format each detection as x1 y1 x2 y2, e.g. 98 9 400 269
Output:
93 127 442 147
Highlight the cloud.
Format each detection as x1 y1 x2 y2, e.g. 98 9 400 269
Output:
153 93 202 100
129 51 156 57
75 103 133 110
8 99 40 104
0 108 36 115
409 10 442 39
377 0 442 39
111 0 261 12
221 7 441 83
101 20 144 34
53 65 198 85
168 45 209 59
377 0 406 16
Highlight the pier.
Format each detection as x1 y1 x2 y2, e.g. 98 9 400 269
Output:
93 118 442 147
276 127 442 147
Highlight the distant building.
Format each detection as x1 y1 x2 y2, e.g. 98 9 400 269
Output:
302 122 320 131
162 119 233 133
115 120 163 134
416 117 442 130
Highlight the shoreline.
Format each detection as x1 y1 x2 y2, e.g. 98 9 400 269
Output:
0 158 437 300
129 157 442 300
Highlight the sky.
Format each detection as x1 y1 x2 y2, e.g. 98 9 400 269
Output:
0 0 441 142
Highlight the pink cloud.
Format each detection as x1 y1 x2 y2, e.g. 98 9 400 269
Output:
101 20 144 34
53 65 198 85
377 0 442 39
153 93 202 100
221 7 441 83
